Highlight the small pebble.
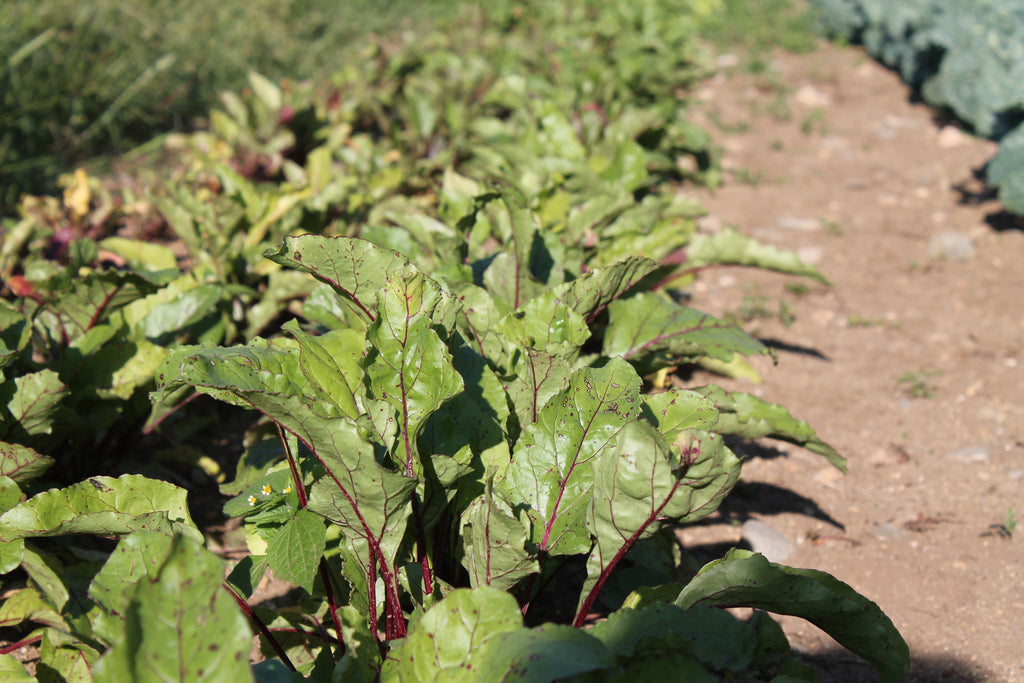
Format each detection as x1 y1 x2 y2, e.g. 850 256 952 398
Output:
942 446 991 463
742 519 796 563
872 523 905 540
777 217 822 232
927 232 976 262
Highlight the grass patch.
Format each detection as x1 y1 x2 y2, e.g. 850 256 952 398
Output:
698 0 819 57
0 0 465 210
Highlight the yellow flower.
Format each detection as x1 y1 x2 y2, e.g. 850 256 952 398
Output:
283 486 292 494
247 495 257 506
262 484 273 495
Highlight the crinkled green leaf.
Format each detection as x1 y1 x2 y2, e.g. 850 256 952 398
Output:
88 531 176 645
498 358 642 555
504 350 573 432
3 369 67 439
286 321 362 420
98 236 178 272
0 654 34 682
92 534 253 683
588 603 756 672
266 509 326 595
495 293 590 359
580 425 740 618
21 546 69 611
555 256 658 322
418 343 511 470
264 235 419 323
695 384 846 472
381 586 521 682
590 195 701 267
687 227 830 284
460 484 537 591
676 549 910 683
305 421 416 573
140 284 224 341
0 586 67 630
40 270 160 342
39 627 100 683
334 604 381 683
641 389 720 441
475 623 615 682
604 293 767 369
158 341 414 616
0 474 201 544
478 193 550 310
0 441 54 484
363 272 464 477
96 338 167 400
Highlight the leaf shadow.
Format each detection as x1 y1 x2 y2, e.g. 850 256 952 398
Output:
718 480 845 531
757 337 831 361
797 648 998 683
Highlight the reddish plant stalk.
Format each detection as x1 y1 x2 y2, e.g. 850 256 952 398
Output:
224 583 296 671
572 479 684 627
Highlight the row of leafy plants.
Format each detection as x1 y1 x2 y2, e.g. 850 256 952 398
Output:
813 0 1024 216
1 0 909 680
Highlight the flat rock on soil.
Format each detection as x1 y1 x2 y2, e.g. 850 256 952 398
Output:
682 42 1023 682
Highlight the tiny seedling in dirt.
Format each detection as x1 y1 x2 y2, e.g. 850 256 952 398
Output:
984 508 1017 538
847 314 883 327
785 282 811 296
730 167 770 186
896 368 943 398
821 218 845 235
801 107 828 135
778 299 796 327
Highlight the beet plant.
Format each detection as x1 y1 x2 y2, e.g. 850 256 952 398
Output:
147 231 900 681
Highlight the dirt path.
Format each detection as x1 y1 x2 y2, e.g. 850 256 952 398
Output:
681 43 1023 681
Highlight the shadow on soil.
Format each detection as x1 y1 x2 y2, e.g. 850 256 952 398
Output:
801 649 998 682
951 166 1024 232
759 336 832 360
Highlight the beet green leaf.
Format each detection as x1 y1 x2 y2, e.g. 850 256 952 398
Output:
498 358 641 556
675 549 910 683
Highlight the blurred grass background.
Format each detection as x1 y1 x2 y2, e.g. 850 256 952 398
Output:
0 0 818 215
0 0 465 212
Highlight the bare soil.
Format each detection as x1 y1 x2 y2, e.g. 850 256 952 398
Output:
680 42 1024 682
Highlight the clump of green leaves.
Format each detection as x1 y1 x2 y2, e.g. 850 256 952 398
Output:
0 1 910 679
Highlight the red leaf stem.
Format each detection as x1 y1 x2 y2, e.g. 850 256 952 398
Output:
224 583 296 671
